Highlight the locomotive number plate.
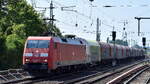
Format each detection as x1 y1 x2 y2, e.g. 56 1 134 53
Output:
32 59 39 62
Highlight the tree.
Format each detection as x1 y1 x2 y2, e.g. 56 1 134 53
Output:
5 34 24 68
47 24 62 36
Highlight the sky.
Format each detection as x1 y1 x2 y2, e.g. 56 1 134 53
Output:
26 0 150 46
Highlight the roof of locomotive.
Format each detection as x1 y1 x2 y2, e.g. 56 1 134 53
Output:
27 36 51 40
27 36 85 45
27 36 87 45
53 37 87 45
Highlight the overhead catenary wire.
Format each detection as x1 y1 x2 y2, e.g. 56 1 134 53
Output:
54 1 95 29
31 0 125 30
56 19 96 34
29 0 150 41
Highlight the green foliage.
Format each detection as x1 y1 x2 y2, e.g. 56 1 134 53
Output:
0 0 62 70
6 34 24 50
0 33 5 54
48 24 62 37
5 34 24 68
12 24 26 38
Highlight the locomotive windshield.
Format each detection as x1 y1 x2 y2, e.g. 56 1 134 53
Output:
26 40 50 48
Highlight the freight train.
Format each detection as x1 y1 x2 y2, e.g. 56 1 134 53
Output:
23 36 145 72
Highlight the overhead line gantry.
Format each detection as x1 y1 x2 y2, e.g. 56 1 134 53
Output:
135 17 150 36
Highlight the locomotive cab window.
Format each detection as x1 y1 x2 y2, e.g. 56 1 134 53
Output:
38 40 50 48
27 40 50 48
26 40 38 48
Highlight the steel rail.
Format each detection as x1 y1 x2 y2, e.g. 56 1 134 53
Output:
123 66 150 84
61 59 147 84
145 77 150 84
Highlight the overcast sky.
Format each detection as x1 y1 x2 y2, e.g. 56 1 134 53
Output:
27 0 150 46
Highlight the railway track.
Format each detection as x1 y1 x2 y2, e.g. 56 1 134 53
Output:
0 59 148 84
122 66 150 84
121 64 150 84
103 59 150 84
0 69 32 84
145 77 150 84
106 65 149 84
62 59 148 84
16 65 114 84
107 59 150 84
27 59 147 84
0 69 53 84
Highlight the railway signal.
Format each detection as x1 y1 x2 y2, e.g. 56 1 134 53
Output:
142 37 146 49
89 0 94 2
112 31 116 41
112 31 117 66
96 18 100 41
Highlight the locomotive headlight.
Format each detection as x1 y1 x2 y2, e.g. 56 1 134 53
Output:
44 59 48 62
40 53 48 57
24 53 33 57
25 58 30 62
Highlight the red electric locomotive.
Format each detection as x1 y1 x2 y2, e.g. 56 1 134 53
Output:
23 36 88 71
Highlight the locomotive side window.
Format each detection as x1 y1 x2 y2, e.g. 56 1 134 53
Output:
27 40 50 48
54 42 57 48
